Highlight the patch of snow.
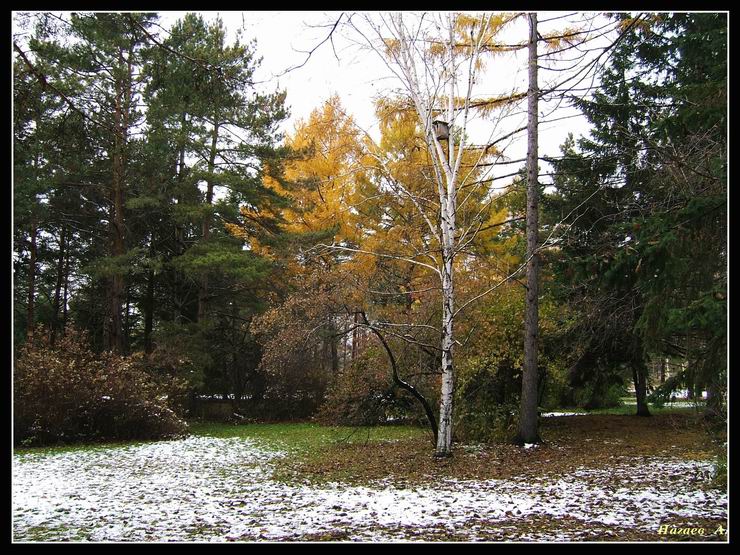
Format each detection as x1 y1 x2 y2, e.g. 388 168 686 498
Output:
667 401 704 407
540 412 584 417
12 436 727 542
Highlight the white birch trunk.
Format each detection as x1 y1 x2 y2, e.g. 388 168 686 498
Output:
350 13 490 456
434 16 460 457
436 205 456 457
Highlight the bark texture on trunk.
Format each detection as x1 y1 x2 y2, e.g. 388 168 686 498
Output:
633 361 651 417
352 311 359 360
143 232 156 355
105 45 132 354
705 371 725 422
330 324 339 375
143 271 155 355
198 121 219 324
660 357 666 383
50 224 67 345
172 112 189 326
108 111 126 353
26 214 38 340
61 247 70 334
435 253 455 457
519 12 542 444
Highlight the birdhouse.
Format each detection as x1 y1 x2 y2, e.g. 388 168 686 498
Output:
432 120 449 141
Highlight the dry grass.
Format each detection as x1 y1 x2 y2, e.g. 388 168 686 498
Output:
277 413 719 486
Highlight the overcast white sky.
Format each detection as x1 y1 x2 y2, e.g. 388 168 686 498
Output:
157 11 614 186
13 11 615 187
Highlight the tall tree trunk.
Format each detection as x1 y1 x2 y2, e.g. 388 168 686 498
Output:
173 111 188 326
436 248 455 458
633 360 651 416
342 317 348 369
26 213 38 340
123 286 131 353
50 224 67 345
352 311 359 360
144 271 155 355
330 331 339 374
198 121 219 323
519 12 542 444
434 100 459 457
108 135 126 352
660 357 667 383
686 363 696 399
705 370 724 422
61 247 70 335
230 351 241 414
143 233 155 355
106 47 131 353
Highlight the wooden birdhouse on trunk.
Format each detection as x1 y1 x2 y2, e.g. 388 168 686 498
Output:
432 120 449 141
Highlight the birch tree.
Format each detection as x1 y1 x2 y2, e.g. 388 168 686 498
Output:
336 12 517 457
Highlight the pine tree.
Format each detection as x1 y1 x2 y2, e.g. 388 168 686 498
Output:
546 13 727 416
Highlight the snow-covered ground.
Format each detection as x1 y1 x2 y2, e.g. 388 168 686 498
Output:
13 436 727 542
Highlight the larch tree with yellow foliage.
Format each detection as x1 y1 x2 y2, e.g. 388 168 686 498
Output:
245 97 372 401
273 95 364 244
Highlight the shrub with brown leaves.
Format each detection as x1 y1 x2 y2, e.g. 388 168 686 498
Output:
14 327 188 446
316 348 421 426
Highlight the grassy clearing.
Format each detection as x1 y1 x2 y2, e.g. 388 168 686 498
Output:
191 405 717 487
13 403 714 481
13 422 423 459
554 401 702 416
187 410 720 489
14 438 155 459
12 403 699 458
189 421 426 454
188 421 432 484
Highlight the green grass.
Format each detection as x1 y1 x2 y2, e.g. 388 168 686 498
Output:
189 421 429 484
585 404 701 416
17 523 94 542
13 403 700 460
550 399 703 417
712 449 727 490
13 421 427 459
14 438 155 458
188 421 427 454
